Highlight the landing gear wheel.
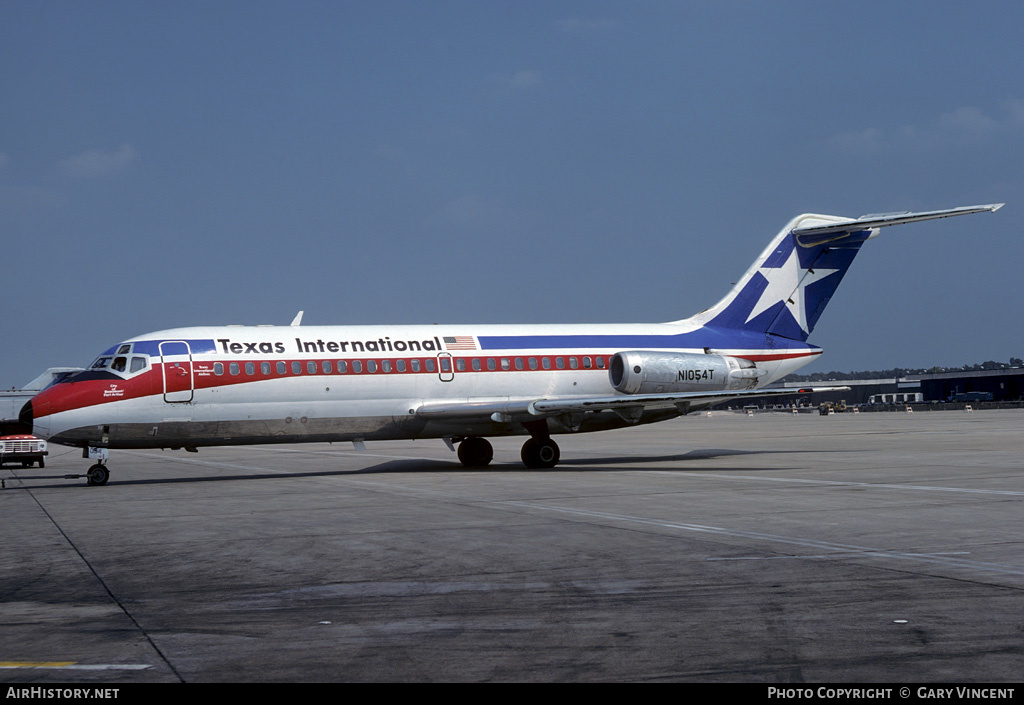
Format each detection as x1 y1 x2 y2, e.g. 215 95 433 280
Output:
457 437 494 467
521 438 560 469
86 464 109 486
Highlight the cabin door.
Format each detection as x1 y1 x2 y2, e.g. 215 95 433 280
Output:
160 341 194 403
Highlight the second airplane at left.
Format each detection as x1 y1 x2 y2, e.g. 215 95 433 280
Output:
21 203 1002 484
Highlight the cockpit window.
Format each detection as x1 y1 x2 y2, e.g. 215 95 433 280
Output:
89 353 148 375
117 344 132 355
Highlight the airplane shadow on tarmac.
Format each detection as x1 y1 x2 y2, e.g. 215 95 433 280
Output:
2 446 833 490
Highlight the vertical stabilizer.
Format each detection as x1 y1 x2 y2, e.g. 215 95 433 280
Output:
682 204 1003 342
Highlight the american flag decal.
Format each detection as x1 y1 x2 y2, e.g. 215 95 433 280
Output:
443 335 477 350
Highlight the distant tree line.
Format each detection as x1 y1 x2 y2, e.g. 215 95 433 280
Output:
781 357 1023 383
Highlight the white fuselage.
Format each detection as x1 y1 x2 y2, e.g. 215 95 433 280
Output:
30 321 820 450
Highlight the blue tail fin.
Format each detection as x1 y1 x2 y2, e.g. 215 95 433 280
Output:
684 204 1003 342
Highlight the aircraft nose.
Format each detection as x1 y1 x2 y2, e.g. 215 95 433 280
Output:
19 399 34 435
20 398 50 439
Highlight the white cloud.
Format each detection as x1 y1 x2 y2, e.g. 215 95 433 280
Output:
374 143 415 176
830 127 883 155
832 102 1024 155
0 184 67 210
936 106 997 137
441 194 505 226
1007 99 1024 125
554 18 619 34
489 70 543 92
510 70 542 90
57 144 138 178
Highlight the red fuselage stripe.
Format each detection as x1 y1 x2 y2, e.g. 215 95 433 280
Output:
32 349 819 418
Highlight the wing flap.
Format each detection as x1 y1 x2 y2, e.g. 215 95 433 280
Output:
416 387 848 422
415 398 535 421
528 387 846 415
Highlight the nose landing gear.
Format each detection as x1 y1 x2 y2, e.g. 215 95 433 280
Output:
79 446 110 486
86 463 109 486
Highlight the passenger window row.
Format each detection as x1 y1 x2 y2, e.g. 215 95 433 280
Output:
208 356 607 377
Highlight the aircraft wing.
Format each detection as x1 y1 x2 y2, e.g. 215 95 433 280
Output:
415 386 846 423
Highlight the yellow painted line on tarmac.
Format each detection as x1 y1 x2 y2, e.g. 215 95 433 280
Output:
0 661 151 670
0 662 76 667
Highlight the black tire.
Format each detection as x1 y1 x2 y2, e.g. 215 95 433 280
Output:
86 464 109 486
457 437 493 467
520 438 560 469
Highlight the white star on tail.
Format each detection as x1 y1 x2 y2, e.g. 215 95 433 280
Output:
744 248 839 334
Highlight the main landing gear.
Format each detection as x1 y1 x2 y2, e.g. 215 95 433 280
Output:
455 433 561 469
520 437 560 469
457 437 494 467
520 420 560 469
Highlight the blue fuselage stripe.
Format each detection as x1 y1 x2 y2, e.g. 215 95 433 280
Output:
477 329 818 353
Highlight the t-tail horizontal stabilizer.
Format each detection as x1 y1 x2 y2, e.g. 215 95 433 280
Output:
792 203 1004 246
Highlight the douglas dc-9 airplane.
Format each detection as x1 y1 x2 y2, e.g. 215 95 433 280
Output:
21 203 1002 485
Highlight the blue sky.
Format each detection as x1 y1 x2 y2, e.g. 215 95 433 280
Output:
2 1 1022 388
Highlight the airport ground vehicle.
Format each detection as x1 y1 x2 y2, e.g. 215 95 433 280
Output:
0 434 47 468
818 400 848 415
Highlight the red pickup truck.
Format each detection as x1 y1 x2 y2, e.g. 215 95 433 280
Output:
0 434 48 468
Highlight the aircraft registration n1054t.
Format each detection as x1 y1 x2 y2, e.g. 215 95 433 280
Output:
21 203 1002 485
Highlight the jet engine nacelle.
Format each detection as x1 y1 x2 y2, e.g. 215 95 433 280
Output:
610 351 761 394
